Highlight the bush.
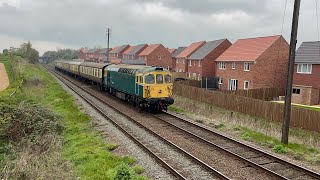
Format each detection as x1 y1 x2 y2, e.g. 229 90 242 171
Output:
273 145 289 154
133 165 145 174
0 102 63 142
241 132 251 141
114 163 133 180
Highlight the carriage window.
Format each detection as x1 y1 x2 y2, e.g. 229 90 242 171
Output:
165 74 171 83
156 74 163 84
145 74 155 84
136 76 139 83
140 76 143 83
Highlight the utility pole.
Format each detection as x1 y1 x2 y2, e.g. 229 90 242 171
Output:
282 0 301 145
106 28 111 63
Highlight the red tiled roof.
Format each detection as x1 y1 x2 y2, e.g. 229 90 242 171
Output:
80 49 87 53
109 58 122 64
139 44 161 56
167 48 176 54
176 41 206 58
109 46 121 53
122 46 134 55
216 35 281 62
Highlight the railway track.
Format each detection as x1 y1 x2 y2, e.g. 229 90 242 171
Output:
153 112 320 180
45 65 227 180
45 65 320 179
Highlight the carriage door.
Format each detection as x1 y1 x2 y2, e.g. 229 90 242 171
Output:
228 79 238 91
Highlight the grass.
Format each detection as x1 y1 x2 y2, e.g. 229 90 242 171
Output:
0 54 146 179
273 101 320 112
170 95 320 166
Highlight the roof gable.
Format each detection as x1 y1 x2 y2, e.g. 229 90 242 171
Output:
176 41 206 58
129 44 148 55
122 46 134 55
139 44 161 56
172 47 187 58
109 44 129 54
295 41 320 64
216 35 281 62
188 39 227 60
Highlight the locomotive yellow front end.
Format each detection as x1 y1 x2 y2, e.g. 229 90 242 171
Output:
136 67 174 111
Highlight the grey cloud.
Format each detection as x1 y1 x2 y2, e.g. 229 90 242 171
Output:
0 0 319 53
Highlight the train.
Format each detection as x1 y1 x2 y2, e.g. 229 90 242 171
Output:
54 60 174 111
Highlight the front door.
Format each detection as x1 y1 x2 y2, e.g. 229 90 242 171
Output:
228 79 238 90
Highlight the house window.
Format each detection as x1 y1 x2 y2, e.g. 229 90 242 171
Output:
244 63 250 71
228 79 238 90
219 77 223 84
198 61 201 67
188 72 191 78
198 74 201 80
183 59 185 64
218 62 226 69
244 80 249 90
189 60 192 66
297 64 312 74
232 62 235 69
292 88 301 94
192 73 196 79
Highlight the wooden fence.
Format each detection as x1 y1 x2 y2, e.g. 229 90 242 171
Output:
221 88 285 101
174 83 320 132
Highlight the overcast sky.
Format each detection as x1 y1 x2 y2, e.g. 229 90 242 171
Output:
0 0 319 55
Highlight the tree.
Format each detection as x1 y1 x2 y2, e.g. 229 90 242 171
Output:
2 49 8 54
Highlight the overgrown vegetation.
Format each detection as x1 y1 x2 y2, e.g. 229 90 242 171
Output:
42 49 79 63
169 95 320 167
0 53 145 179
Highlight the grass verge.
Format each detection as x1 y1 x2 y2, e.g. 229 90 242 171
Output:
169 95 320 167
0 54 146 179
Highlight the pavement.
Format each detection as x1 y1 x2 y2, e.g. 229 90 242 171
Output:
0 63 9 91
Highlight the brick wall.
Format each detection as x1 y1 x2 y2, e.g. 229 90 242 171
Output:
175 58 187 73
145 45 172 70
216 37 289 90
293 64 320 89
187 40 232 79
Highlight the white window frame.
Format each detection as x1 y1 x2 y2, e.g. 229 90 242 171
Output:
244 80 249 90
244 63 250 71
219 77 223 84
183 59 185 64
188 72 191 78
189 60 192 66
232 62 235 69
297 64 312 74
228 79 238 91
198 60 201 67
198 74 201 80
218 62 226 69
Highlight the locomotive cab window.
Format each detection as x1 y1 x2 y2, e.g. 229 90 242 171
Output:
156 74 163 84
165 74 172 83
145 74 155 84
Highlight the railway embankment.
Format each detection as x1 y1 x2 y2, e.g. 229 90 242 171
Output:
0 54 146 179
169 95 320 174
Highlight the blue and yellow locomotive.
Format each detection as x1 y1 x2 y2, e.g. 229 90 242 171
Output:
54 61 174 111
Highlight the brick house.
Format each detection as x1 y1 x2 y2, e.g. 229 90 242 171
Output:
292 41 320 105
167 48 176 55
109 44 130 59
97 48 112 62
139 44 172 69
187 39 232 80
79 49 87 60
175 41 206 74
122 44 148 60
215 35 289 90
86 49 99 62
172 47 186 72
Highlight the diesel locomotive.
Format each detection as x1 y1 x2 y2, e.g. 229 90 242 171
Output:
54 61 174 111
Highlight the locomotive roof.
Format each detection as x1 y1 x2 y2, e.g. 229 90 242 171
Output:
55 60 83 65
106 64 169 75
80 62 109 68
